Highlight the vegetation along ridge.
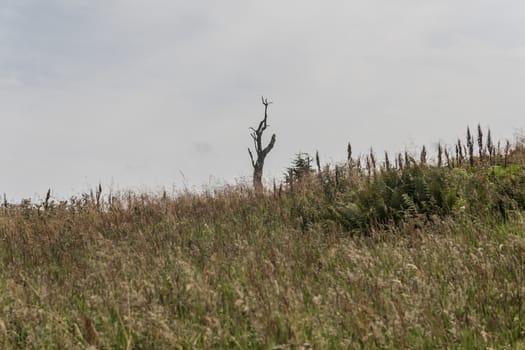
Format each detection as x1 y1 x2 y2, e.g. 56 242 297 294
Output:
1 125 525 349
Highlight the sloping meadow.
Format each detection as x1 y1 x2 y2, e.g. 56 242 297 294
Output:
1 134 525 348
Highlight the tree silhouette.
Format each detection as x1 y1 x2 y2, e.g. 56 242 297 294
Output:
248 97 276 192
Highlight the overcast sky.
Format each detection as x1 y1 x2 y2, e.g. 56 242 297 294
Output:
1 0 525 200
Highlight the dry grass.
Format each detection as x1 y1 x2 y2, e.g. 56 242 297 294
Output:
0 184 524 349
1 128 525 348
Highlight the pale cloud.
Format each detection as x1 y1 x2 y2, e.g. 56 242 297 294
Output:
192 141 213 156
1 0 525 200
0 75 22 87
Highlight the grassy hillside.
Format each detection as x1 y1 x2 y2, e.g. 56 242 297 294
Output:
1 129 525 349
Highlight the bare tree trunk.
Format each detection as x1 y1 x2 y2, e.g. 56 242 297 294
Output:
253 166 263 192
248 97 277 193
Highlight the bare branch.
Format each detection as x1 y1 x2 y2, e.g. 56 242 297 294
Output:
257 118 266 134
262 133 276 156
248 148 256 167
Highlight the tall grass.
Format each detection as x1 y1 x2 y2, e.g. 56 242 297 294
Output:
1 127 525 349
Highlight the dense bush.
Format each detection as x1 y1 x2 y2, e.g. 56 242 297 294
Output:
285 153 525 234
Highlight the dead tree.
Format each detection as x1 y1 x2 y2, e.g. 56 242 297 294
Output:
248 97 276 192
